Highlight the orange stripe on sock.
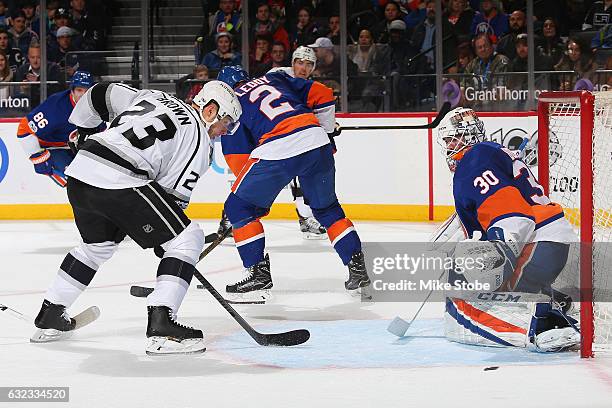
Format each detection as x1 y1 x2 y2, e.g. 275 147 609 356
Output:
453 299 527 334
327 218 354 243
234 220 264 243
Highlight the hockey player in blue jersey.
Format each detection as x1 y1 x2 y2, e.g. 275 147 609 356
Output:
215 53 329 240
16 71 95 187
216 65 370 303
436 107 580 352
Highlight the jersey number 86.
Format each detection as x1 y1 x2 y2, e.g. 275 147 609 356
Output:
28 112 48 132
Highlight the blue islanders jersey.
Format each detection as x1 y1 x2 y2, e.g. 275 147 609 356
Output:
17 90 77 147
453 141 570 242
233 71 335 148
221 123 258 175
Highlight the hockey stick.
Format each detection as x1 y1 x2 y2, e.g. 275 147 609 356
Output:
130 227 232 298
192 269 310 346
0 303 29 322
340 102 451 131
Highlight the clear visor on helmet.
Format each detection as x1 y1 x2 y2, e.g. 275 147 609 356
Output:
217 114 239 135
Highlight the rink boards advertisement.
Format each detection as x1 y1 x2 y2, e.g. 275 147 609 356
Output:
0 112 555 220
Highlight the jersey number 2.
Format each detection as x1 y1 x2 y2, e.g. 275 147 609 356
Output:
249 85 294 120
110 100 177 149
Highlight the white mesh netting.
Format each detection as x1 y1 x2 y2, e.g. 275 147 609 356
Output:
544 91 612 352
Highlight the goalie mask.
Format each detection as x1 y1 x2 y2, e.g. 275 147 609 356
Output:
192 80 242 135
437 107 486 172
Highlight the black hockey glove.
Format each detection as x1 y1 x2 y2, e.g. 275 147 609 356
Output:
68 127 98 154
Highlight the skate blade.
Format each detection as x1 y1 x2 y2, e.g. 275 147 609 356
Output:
30 306 100 343
30 328 74 343
302 232 327 240
145 337 206 355
346 283 373 301
225 289 272 304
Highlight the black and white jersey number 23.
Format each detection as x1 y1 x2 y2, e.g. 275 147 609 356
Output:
109 100 177 150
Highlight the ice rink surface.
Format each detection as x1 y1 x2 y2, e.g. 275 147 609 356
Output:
1 219 612 408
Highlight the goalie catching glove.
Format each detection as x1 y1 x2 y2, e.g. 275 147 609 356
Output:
450 231 521 291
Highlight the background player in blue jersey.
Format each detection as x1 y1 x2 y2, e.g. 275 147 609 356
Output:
216 52 330 240
217 65 370 303
437 107 580 351
16 71 95 187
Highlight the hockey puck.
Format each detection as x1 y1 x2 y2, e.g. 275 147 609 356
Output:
197 284 204 289
483 366 499 371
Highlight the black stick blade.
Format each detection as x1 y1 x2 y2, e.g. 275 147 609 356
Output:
130 285 154 297
256 329 310 346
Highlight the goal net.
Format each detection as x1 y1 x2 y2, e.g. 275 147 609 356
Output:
537 91 612 358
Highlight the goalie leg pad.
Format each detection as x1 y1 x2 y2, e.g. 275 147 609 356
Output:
445 295 580 352
445 297 531 347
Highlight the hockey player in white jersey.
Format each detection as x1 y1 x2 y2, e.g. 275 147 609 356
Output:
435 107 580 352
32 81 241 355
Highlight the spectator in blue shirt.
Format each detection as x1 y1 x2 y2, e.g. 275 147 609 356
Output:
471 0 509 44
200 32 242 72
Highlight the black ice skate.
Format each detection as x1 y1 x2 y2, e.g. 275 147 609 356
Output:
146 305 205 355
297 210 326 240
35 299 76 331
226 254 273 303
31 299 100 343
345 251 372 297
217 209 233 238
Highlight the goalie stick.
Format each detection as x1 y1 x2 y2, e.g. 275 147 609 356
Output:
340 102 451 131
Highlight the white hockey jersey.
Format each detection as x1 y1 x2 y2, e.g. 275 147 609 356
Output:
66 83 211 206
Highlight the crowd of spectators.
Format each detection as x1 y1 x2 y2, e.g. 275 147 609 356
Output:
190 0 611 111
0 0 110 109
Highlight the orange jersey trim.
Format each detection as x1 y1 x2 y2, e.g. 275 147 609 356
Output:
17 117 34 137
224 153 250 176
259 113 320 145
453 299 527 334
477 186 534 230
307 81 334 108
532 203 564 227
231 157 259 193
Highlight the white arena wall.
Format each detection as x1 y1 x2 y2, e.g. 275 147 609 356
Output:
0 111 537 221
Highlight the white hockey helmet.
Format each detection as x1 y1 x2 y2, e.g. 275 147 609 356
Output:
437 107 486 172
192 80 242 134
292 46 317 71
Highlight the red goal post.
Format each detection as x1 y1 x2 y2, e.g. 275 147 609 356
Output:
537 90 612 358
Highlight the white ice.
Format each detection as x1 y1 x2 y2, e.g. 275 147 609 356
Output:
1 220 612 408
